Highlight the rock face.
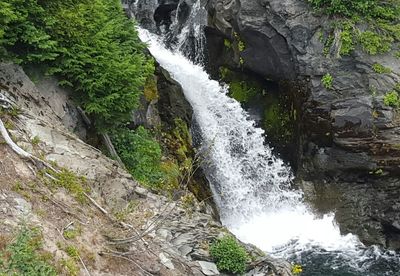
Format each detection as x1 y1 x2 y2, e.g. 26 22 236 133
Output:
128 0 208 63
205 0 400 249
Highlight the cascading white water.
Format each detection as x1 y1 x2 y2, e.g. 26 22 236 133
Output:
137 28 371 258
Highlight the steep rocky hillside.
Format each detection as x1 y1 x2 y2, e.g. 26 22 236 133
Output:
0 63 292 275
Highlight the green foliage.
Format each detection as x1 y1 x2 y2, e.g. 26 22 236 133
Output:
372 63 392 74
292 264 303 275
31 135 40 146
308 0 400 20
339 21 355 55
308 0 400 55
321 73 333 89
233 32 245 52
383 91 400 108
63 227 81 240
358 31 392 55
44 168 89 203
323 34 334 55
111 126 164 187
0 0 58 63
223 39 232 49
263 97 294 144
143 75 159 102
1 0 154 130
64 246 79 260
171 118 192 161
210 236 249 275
60 258 78 276
229 81 258 103
45 0 154 130
0 226 57 276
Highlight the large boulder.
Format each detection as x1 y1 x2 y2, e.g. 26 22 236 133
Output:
205 0 400 249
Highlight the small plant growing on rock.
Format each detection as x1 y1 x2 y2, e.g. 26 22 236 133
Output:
383 91 400 108
0 226 57 275
292 264 303 275
210 235 249 274
372 63 391 74
321 73 333 89
31 135 41 146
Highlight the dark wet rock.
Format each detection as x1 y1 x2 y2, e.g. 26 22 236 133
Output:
205 0 400 249
156 65 193 125
128 0 208 63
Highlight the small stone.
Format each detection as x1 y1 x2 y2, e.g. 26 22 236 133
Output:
198 261 219 276
157 229 172 241
134 186 147 197
159 253 174 270
179 245 193 256
392 221 400 231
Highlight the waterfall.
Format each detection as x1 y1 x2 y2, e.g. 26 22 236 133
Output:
136 2 400 274
139 25 359 252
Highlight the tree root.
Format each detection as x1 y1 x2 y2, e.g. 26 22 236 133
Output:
0 117 60 173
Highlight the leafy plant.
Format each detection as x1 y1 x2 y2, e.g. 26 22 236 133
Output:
372 63 391 74
383 91 400 108
292 264 303 275
111 126 164 187
358 31 392 55
209 236 249 274
224 39 232 49
229 81 258 103
339 21 355 55
0 226 57 276
321 73 333 89
31 135 40 146
0 0 58 63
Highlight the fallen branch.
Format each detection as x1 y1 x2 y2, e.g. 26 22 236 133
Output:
84 192 108 215
78 255 92 276
76 106 125 169
0 117 60 173
101 133 126 169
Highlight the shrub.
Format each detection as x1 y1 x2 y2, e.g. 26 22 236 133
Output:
209 236 249 274
358 31 392 55
339 29 354 55
0 0 58 63
1 0 154 130
339 21 355 55
111 126 164 187
321 73 333 89
383 91 400 108
0 226 57 276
